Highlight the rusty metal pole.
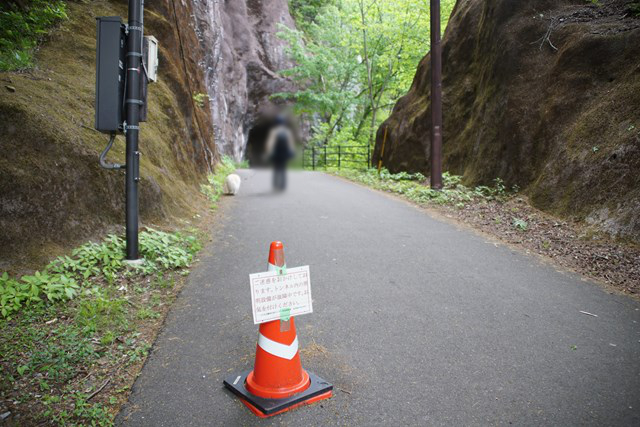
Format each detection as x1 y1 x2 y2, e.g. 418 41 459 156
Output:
378 126 388 175
430 0 443 190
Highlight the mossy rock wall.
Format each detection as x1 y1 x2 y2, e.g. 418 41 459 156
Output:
374 0 640 242
0 0 218 271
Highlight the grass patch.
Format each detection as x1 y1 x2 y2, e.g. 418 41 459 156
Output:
332 168 511 207
234 158 250 169
200 155 239 206
0 0 68 71
0 228 202 425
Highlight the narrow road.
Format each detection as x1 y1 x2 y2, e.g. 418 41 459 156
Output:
118 170 640 425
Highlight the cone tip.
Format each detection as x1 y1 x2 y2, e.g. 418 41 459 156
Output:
270 241 284 250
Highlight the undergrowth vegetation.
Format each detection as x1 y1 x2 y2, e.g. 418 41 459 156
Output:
0 0 68 71
0 230 199 319
0 156 235 425
0 229 200 425
333 168 544 235
334 168 511 208
201 155 239 206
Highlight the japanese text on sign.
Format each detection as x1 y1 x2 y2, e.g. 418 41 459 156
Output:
249 266 312 324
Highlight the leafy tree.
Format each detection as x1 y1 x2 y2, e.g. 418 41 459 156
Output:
278 0 456 149
289 0 337 30
276 4 362 145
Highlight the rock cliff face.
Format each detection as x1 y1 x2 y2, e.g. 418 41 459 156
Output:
0 0 297 270
192 0 297 159
0 0 220 271
374 0 640 241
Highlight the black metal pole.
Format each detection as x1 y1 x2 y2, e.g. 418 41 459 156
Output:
312 147 316 171
338 145 341 169
430 0 443 190
125 0 143 259
324 145 327 169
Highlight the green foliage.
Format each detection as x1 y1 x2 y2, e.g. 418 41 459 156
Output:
0 0 68 71
512 218 529 231
66 395 111 427
49 234 127 281
201 155 238 206
473 178 507 200
0 271 79 317
28 326 97 383
137 307 160 320
43 391 113 426
0 221 200 424
379 169 426 182
234 158 250 169
278 0 456 148
1 314 97 385
443 171 463 188
289 0 336 30
153 272 175 289
334 168 511 207
76 295 128 336
192 92 209 108
139 229 199 271
0 229 200 318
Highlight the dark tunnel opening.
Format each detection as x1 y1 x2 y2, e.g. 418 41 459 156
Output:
245 121 274 167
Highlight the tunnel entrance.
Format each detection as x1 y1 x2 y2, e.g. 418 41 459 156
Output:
245 121 274 167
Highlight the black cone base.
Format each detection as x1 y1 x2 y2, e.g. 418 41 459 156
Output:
223 370 333 416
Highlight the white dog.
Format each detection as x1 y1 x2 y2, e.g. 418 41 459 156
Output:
223 173 242 195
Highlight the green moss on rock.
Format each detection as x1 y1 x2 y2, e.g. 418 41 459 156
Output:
374 0 640 242
0 1 218 272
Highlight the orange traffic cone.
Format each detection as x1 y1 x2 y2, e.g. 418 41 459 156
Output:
224 241 332 417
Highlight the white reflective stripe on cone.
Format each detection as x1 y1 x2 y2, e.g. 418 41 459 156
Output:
258 334 299 360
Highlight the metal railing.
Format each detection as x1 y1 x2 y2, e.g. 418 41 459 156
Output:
301 145 371 170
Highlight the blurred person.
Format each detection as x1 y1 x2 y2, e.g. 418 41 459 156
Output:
264 115 295 191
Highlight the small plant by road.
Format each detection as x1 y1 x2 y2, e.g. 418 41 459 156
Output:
512 218 529 231
192 92 209 108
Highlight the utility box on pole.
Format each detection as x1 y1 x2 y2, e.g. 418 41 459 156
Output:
94 1 160 261
95 17 126 133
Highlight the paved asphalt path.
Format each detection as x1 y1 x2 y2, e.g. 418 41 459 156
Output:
118 170 640 426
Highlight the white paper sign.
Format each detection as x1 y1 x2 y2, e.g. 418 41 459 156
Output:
249 265 313 324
